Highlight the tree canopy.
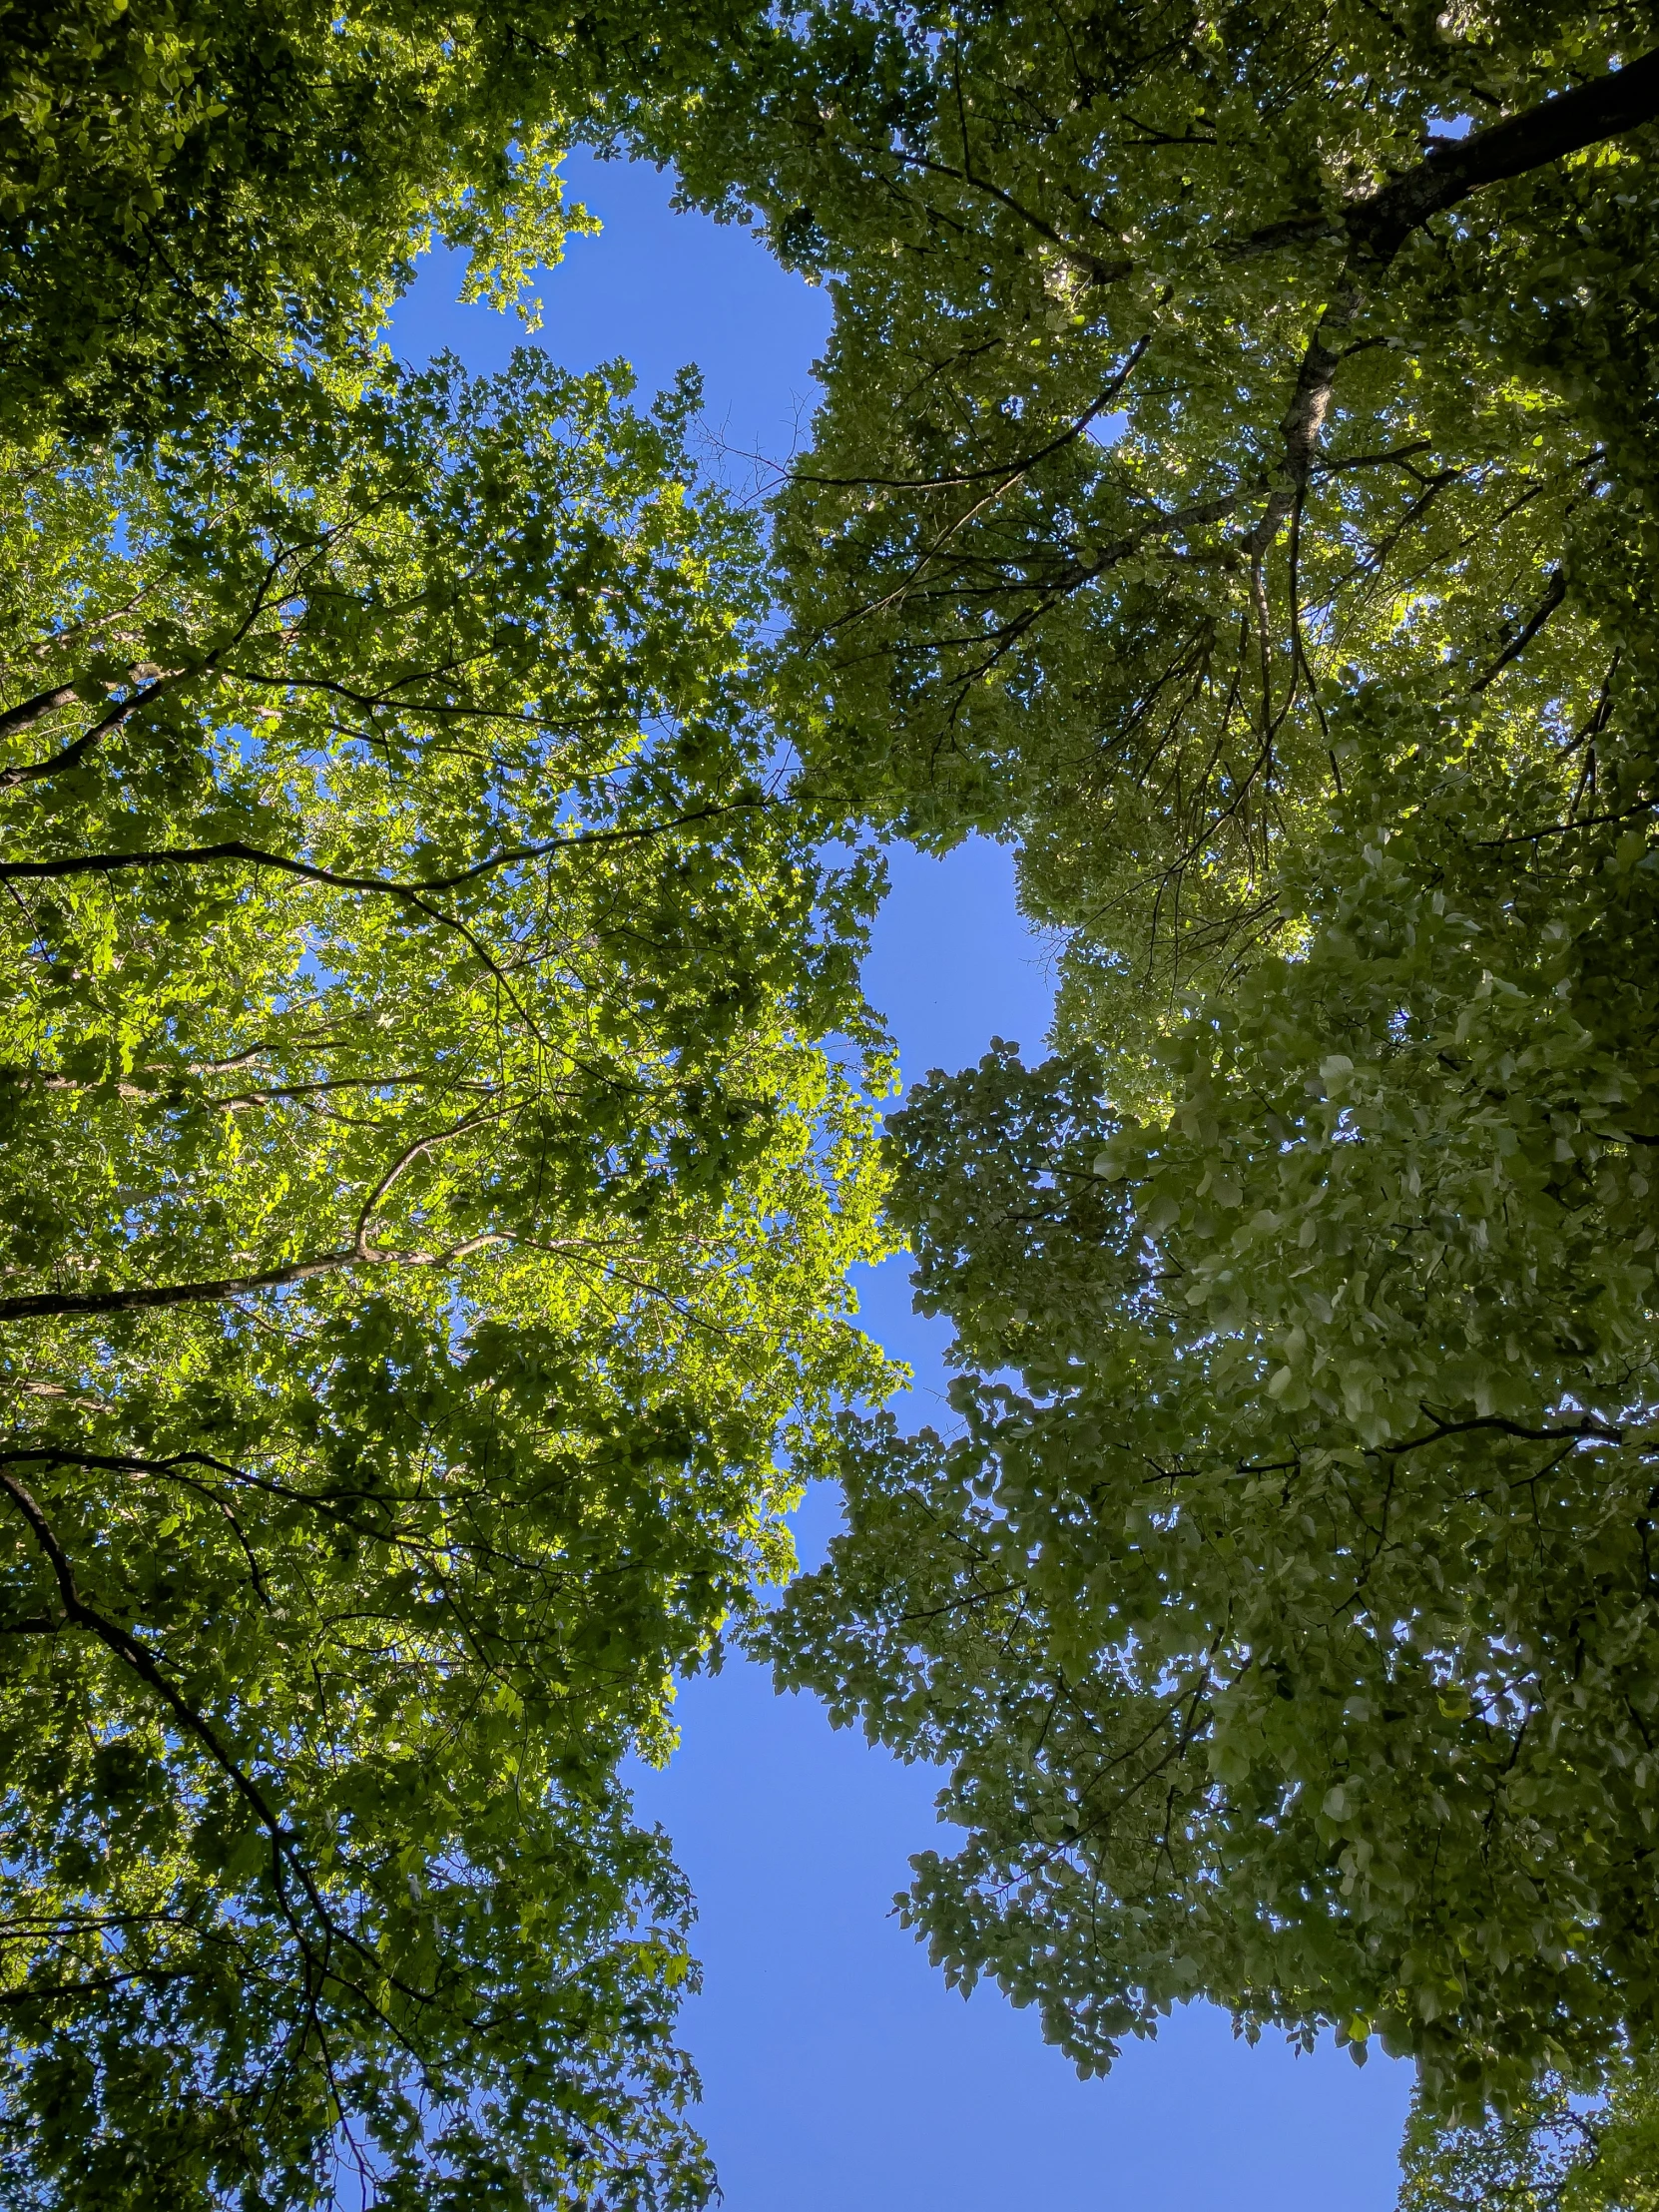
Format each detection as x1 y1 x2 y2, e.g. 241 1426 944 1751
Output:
0 351 891 2204
629 0 1659 2140
13 0 1659 2195
0 0 759 440
655 0 1659 959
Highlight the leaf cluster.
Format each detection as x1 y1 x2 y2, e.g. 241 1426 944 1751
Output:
0 353 895 2204
0 0 758 440
689 0 1659 2161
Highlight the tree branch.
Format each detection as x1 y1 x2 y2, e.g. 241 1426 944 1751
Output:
0 1469 436 2032
1377 1410 1631 1455
352 1106 507 1259
1250 50 1659 553
0 670 181 792
1349 48 1659 268
0 526 374 792
0 1468 311 1901
0 801 763 897
891 148 1135 287
0 684 81 747
792 339 1150 492
0 1227 501 1322
0 1253 357 1321
1470 566 1566 690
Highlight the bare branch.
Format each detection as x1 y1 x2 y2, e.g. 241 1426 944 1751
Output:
1470 566 1566 691
0 684 81 746
0 800 764 897
792 340 1150 492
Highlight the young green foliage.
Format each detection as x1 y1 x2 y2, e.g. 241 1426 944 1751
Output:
0 0 757 440
1399 2050 1659 2210
652 0 1659 1014
0 356 893 2205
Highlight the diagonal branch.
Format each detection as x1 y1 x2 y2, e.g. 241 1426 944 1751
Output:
793 339 1150 492
0 684 81 747
1349 48 1659 268
832 486 1250 646
353 1106 509 1259
0 1470 317 1913
1470 566 1566 690
0 1469 436 2032
891 148 1135 288
1249 49 1659 555
0 520 385 793
0 670 182 793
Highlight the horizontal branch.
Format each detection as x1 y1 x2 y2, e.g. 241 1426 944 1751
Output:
0 1252 356 1321
0 800 763 898
0 1230 500 1322
1378 1410 1631 1455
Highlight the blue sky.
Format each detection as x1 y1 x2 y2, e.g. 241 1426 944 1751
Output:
391 151 1413 2209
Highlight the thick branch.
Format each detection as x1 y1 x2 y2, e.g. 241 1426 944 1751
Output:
0 1253 356 1321
1252 50 1659 551
1349 48 1659 268
0 1226 501 1323
0 684 80 747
